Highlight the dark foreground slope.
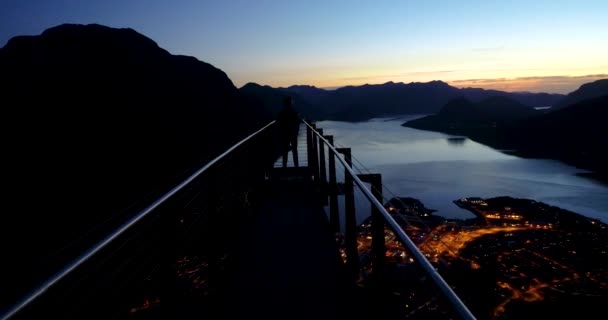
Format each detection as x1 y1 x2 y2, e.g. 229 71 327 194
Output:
0 24 270 305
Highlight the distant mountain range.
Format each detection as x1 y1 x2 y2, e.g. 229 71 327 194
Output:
403 79 608 177
243 76 607 177
241 80 565 121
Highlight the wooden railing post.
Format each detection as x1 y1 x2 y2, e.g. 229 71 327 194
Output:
358 174 385 279
306 122 313 175
311 124 319 182
317 129 328 205
337 147 358 277
326 136 339 233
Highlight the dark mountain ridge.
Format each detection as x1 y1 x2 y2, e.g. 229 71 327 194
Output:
0 23 271 305
404 96 538 136
512 95 608 172
243 80 565 121
403 84 608 177
459 87 564 108
240 82 320 118
279 84 330 104
554 79 608 109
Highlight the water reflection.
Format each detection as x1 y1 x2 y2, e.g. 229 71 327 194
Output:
446 137 467 146
319 116 608 222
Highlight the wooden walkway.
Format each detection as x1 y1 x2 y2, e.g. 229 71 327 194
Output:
214 123 373 319
223 167 347 319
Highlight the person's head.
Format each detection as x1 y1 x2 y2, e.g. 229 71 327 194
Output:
283 96 294 109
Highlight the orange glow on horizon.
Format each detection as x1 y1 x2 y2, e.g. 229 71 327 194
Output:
233 65 608 94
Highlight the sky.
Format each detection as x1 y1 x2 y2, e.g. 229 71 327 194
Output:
1 0 607 93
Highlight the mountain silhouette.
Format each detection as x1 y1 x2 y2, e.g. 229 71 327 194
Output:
245 80 564 121
280 85 330 104
459 87 564 108
473 96 538 120
403 96 538 136
436 97 480 120
403 87 608 177
513 95 608 173
0 23 271 305
553 79 608 109
240 82 320 118
320 80 461 121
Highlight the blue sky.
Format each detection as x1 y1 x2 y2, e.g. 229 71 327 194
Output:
1 0 607 93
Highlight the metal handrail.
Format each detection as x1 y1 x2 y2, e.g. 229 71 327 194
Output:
304 120 476 320
1 120 276 320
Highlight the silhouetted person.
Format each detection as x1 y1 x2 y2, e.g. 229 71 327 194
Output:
277 96 300 167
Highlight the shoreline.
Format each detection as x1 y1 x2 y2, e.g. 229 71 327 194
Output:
402 121 608 185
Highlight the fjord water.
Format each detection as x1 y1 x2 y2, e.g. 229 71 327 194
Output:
318 116 608 222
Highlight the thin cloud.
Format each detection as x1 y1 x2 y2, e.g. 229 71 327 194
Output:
450 74 608 94
451 78 508 84
328 72 607 94
471 47 504 52
340 70 464 81
340 68 551 82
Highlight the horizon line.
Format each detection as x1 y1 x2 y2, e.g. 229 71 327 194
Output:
241 74 608 95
